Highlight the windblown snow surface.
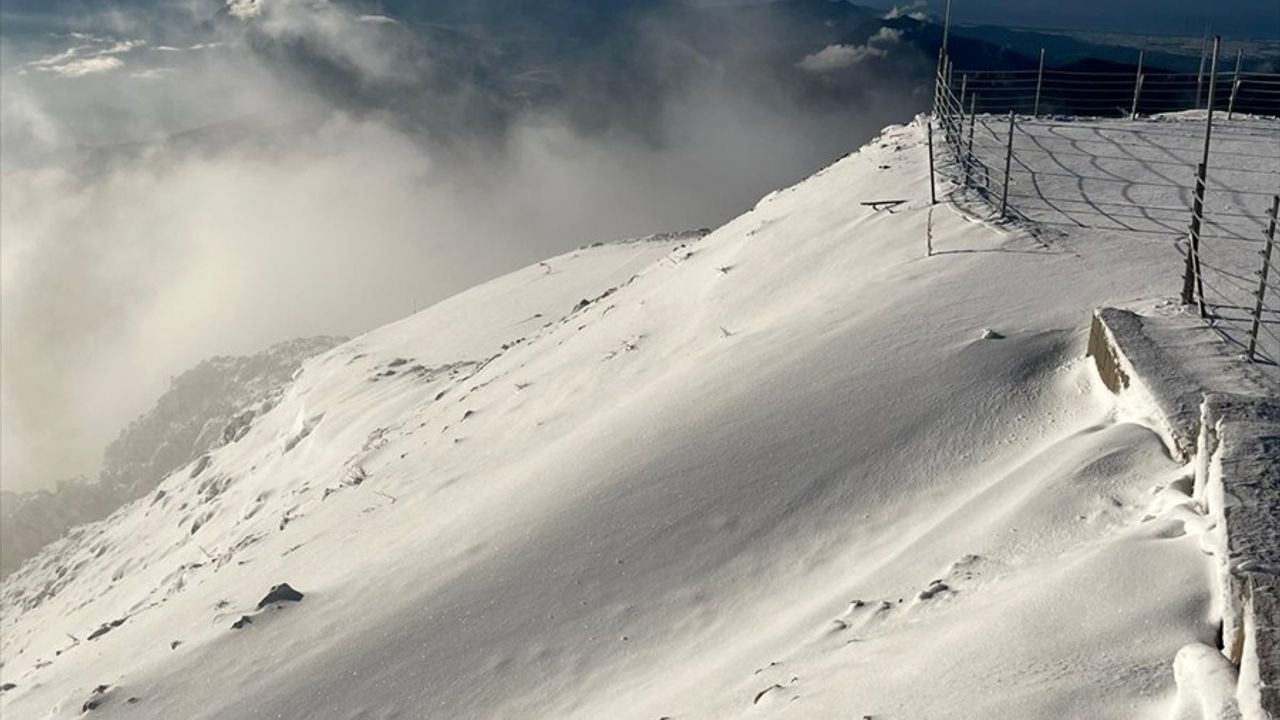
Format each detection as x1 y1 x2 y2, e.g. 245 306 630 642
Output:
0 117 1247 719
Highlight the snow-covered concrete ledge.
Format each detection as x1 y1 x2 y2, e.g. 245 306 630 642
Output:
1087 308 1280 719
1199 394 1280 719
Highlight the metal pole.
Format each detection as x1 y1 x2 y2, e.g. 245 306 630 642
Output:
1183 33 1222 312
1195 31 1209 109
1130 50 1144 120
927 121 938 206
941 0 952 54
1228 49 1243 119
1246 195 1279 361
1000 111 1015 217
943 57 955 139
1200 36 1221 171
1033 48 1045 117
1182 162 1208 316
965 92 977 187
933 47 945 118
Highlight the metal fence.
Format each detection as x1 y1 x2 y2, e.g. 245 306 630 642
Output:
930 39 1280 365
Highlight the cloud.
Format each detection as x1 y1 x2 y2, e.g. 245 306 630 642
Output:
797 27 904 73
131 67 178 81
871 27 905 45
26 37 144 78
798 43 886 72
227 0 263 20
883 3 929 21
42 56 125 78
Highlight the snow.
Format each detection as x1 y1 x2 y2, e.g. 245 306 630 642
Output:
1 116 1266 718
962 111 1280 365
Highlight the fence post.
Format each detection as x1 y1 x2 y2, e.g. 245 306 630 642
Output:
1246 195 1280 361
938 55 952 138
1130 50 1144 120
1181 162 1208 316
927 121 937 206
1033 48 1046 117
964 92 977 187
1228 49 1243 119
1200 36 1221 170
1182 36 1222 314
1000 111 1015 217
1196 32 1209 109
942 0 952 53
932 47 944 117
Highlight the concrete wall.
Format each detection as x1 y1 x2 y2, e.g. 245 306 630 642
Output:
1088 309 1279 720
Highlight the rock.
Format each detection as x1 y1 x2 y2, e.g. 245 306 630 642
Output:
87 618 125 641
918 581 951 600
980 328 1005 340
82 685 110 713
231 615 254 630
256 583 304 609
1 682 15 692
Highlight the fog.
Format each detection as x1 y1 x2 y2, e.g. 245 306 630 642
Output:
0 0 925 492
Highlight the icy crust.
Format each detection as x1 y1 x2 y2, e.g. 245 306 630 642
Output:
0 120 1224 719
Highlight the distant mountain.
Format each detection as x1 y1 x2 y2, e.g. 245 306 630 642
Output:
0 336 344 578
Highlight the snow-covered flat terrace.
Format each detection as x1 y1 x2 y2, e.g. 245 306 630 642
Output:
963 112 1280 366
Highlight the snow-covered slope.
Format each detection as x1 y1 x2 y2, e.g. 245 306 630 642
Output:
1 120 1218 719
0 336 345 579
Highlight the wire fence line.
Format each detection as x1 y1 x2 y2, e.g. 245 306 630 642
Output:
929 39 1280 366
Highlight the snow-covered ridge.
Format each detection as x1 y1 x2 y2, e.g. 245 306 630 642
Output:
0 120 1226 718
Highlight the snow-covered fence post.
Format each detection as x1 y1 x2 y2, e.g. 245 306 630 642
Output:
1246 195 1279 361
1130 50 1144 120
1000 111 1015 217
927 121 938 206
1181 162 1209 315
1227 49 1243 119
1033 48 1046 117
